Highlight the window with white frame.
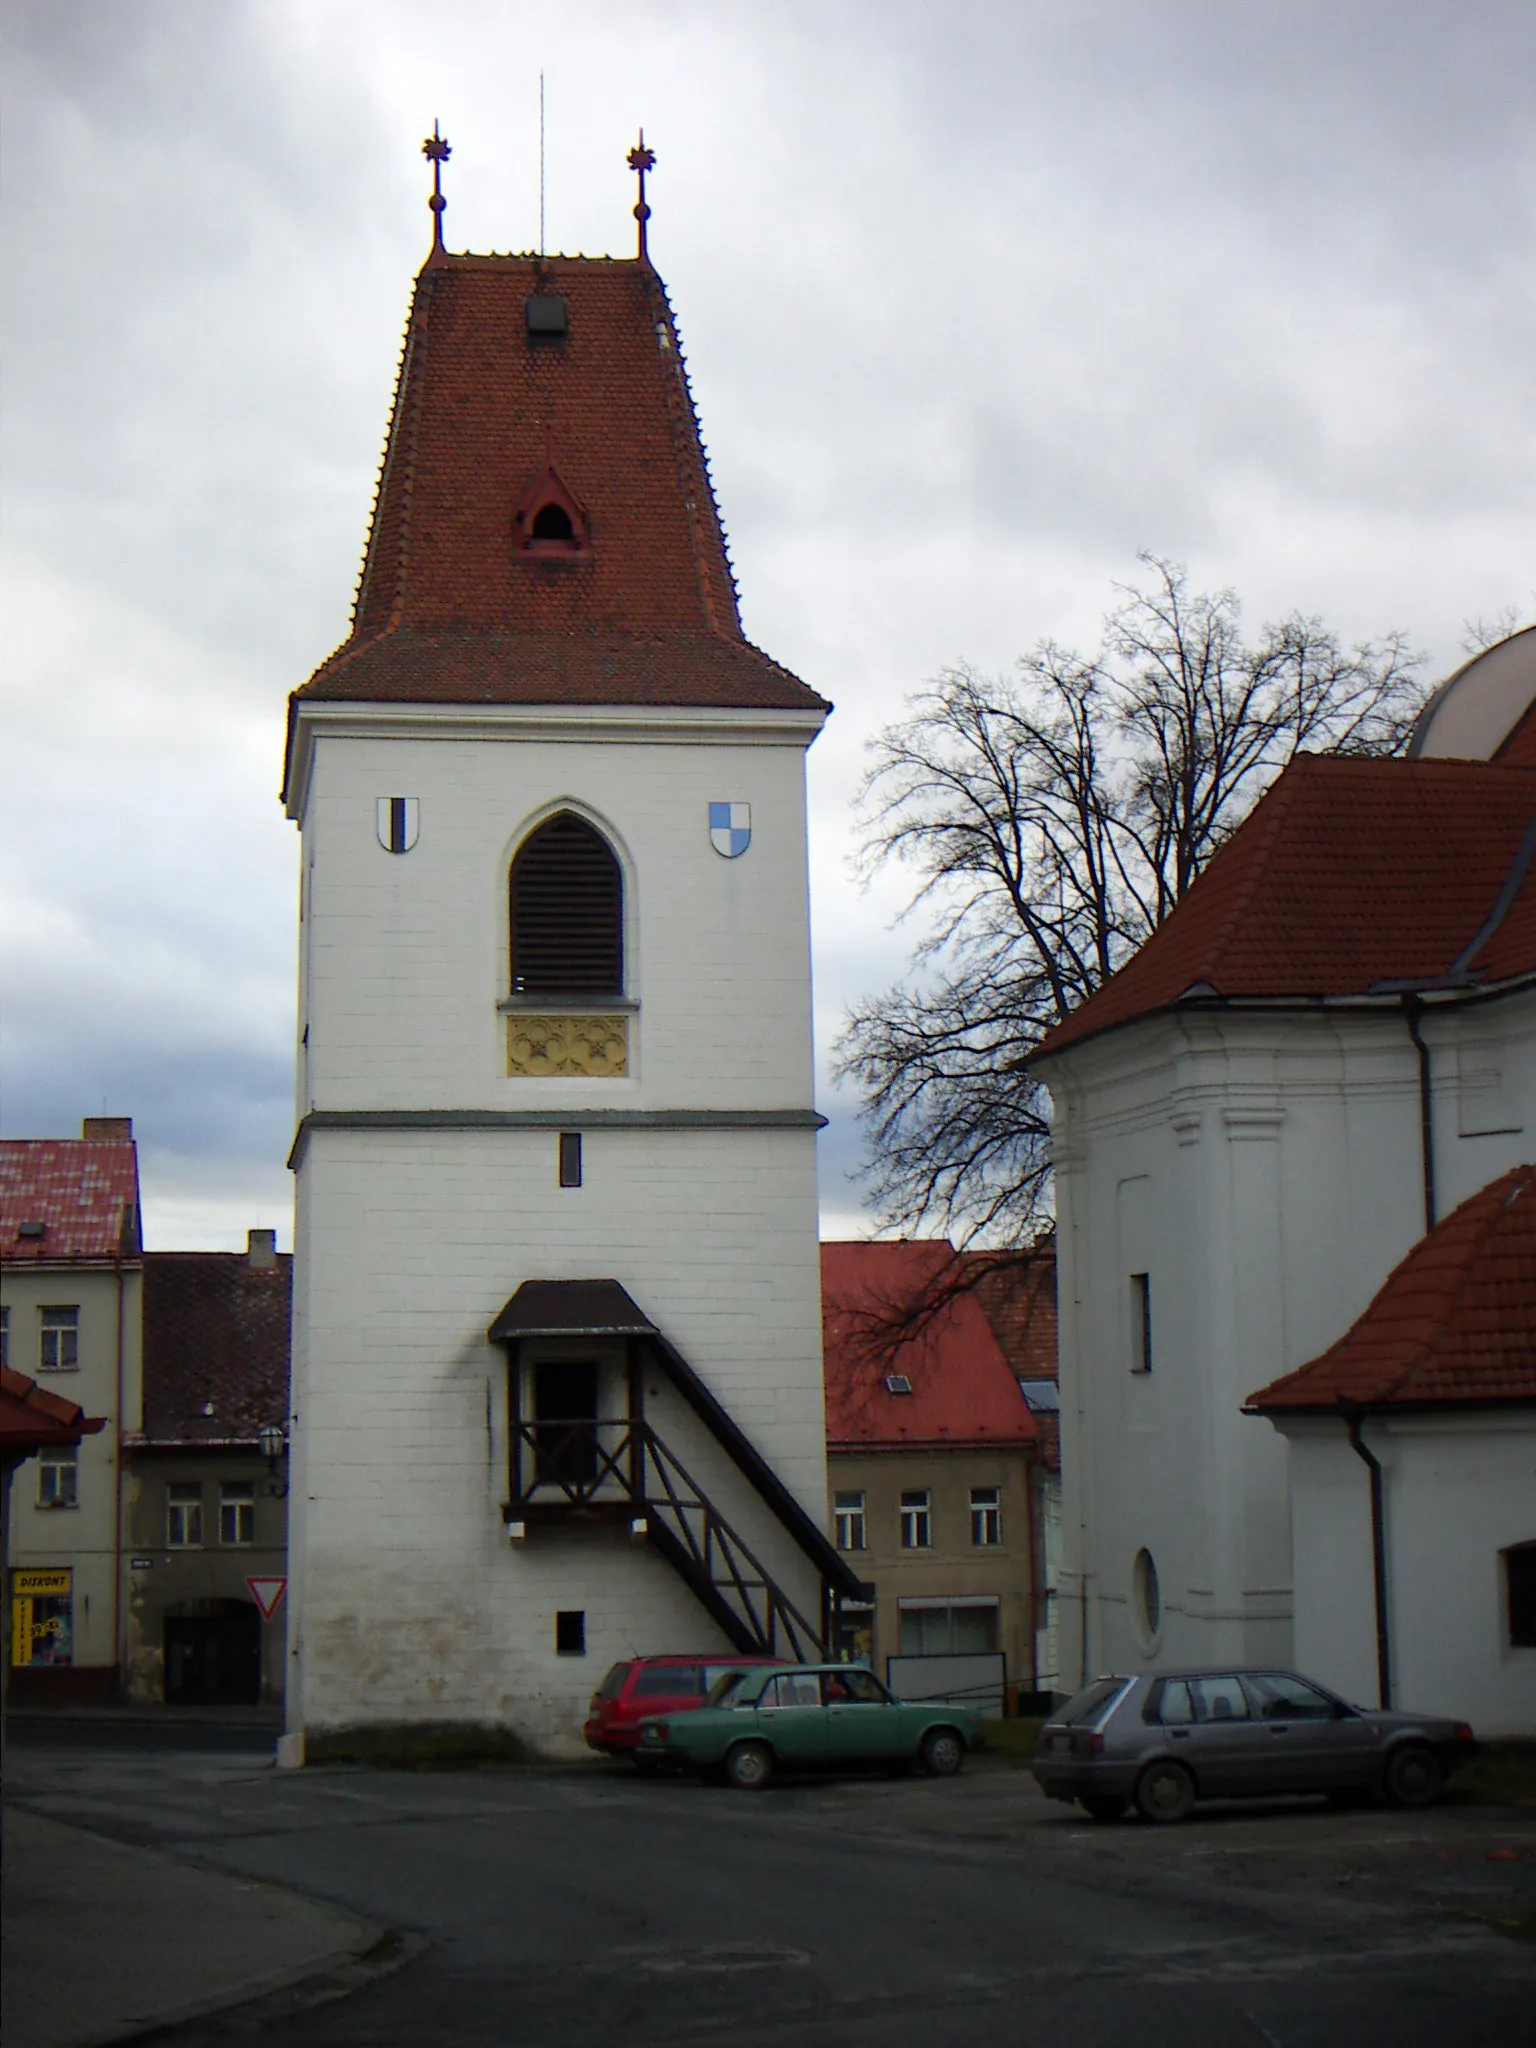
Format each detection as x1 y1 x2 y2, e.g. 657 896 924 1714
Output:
970 1485 1001 1547
899 1489 931 1549
38 1448 78 1509
40 1305 79 1372
833 1490 867 1552
167 1482 203 1548
220 1481 256 1546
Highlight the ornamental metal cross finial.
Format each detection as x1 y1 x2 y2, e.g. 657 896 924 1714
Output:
422 120 451 249
626 129 656 262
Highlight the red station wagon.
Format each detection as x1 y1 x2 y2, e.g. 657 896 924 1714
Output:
585 1654 785 1762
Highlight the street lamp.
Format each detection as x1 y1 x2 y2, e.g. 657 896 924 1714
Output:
259 1422 290 1499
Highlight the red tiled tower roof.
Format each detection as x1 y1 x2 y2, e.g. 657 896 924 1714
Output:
294 252 827 716
0 1139 141 1265
1035 756 1536 1062
1247 1166 1536 1413
821 1240 1038 1451
0 1367 105 1451
137 1251 292 1446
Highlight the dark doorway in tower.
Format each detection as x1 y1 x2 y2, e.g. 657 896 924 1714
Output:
533 1359 600 1490
164 1599 262 1706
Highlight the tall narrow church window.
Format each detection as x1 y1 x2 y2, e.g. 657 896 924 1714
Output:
510 814 623 996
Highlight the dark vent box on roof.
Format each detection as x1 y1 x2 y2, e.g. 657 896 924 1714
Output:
525 295 568 337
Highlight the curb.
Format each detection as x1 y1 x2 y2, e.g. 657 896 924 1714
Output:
99 1926 429 2046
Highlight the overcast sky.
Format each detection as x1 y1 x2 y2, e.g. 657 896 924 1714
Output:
3 0 1534 1247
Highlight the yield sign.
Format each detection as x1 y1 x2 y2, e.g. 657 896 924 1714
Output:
246 1575 288 1622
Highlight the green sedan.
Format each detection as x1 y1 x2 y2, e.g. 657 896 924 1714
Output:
635 1662 986 1789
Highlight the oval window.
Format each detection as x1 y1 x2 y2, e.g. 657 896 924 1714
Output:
1132 1547 1162 1651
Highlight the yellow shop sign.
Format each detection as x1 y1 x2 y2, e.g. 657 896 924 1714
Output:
13 1568 71 1597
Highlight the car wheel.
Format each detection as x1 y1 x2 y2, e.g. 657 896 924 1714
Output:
1134 1759 1196 1824
919 1728 965 1778
725 1741 774 1791
1079 1795 1128 1823
1384 1742 1443 1810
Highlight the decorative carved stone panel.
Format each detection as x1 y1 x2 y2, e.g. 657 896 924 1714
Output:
506 1014 629 1078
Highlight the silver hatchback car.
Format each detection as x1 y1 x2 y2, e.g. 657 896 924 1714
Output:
1032 1669 1477 1824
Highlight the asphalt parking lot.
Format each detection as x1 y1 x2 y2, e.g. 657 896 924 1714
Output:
4 1725 1534 2047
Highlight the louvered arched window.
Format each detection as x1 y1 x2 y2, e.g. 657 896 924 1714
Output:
510 813 624 996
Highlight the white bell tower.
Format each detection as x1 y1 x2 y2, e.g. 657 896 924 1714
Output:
281 140 864 1753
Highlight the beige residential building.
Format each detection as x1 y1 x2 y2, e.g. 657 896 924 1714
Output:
1 1119 141 1703
822 1241 1044 1702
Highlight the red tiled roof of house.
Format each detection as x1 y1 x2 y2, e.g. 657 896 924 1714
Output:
821 1240 1038 1451
294 253 828 717
0 1366 106 1449
964 1240 1060 1471
138 1252 291 1446
1035 756 1536 1062
1493 696 1536 766
1247 1166 1536 1412
0 1139 141 1264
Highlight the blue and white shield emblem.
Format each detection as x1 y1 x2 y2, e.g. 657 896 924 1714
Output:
377 797 420 854
708 801 751 858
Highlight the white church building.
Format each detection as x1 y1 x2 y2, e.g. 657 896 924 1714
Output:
1034 628 1536 1734
279 153 865 1755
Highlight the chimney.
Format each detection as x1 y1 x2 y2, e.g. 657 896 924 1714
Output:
247 1228 278 1270
82 1116 133 1143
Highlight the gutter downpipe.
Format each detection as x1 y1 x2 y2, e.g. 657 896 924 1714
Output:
113 1250 126 1702
1345 1408 1392 1710
1400 996 1436 1235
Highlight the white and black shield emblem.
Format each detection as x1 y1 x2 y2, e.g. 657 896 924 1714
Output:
377 797 420 854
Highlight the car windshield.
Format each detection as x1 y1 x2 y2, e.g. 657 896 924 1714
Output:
594 1663 630 1700
1053 1677 1130 1726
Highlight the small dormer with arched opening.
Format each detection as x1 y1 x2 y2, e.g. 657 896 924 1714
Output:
513 461 590 561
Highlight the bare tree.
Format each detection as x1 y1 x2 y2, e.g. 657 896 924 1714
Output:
838 555 1424 1241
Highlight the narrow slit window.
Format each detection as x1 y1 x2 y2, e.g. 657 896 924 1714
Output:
1508 1543 1536 1649
1130 1273 1153 1374
558 1132 583 1188
510 813 623 996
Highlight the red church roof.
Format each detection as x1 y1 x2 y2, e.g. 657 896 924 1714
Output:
1247 1165 1536 1413
295 252 827 718
1035 756 1536 1062
0 1136 141 1265
821 1240 1038 1451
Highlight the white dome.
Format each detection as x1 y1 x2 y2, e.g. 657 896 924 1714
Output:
1409 625 1536 760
